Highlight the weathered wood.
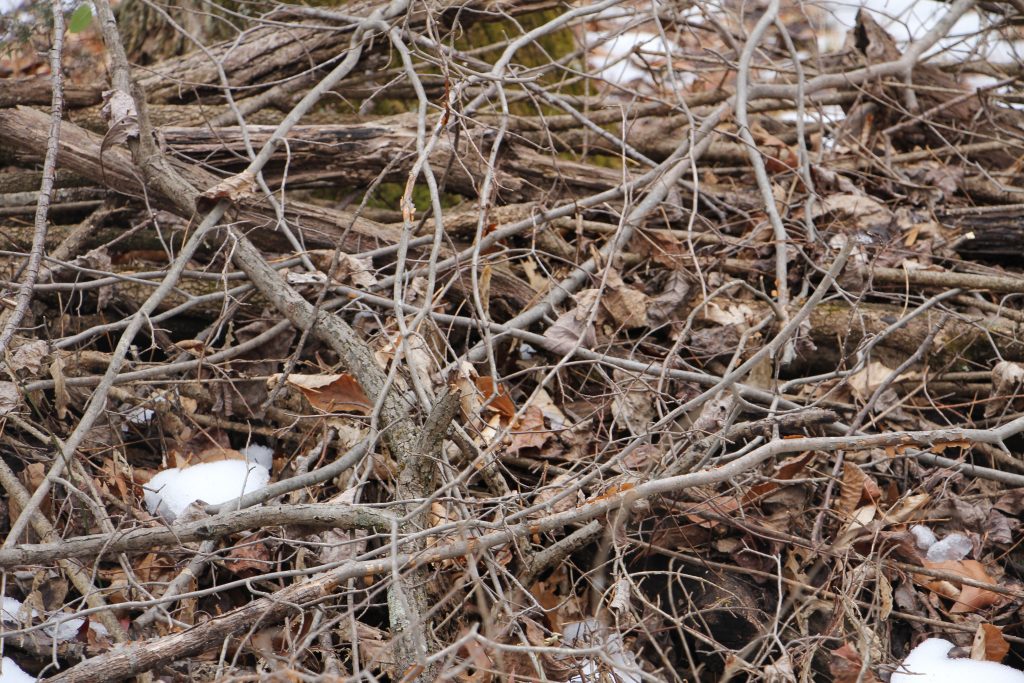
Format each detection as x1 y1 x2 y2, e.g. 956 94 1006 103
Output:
0 106 538 309
159 117 525 200
844 11 1024 164
132 0 562 105
943 209 1024 261
0 76 103 108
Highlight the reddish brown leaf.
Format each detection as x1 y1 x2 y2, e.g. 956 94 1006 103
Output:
918 559 1001 613
276 373 373 414
838 462 868 519
474 376 516 418
972 623 1010 663
829 643 880 683
223 534 271 577
509 406 550 454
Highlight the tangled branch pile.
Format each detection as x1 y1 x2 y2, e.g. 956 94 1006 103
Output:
2 0 1024 679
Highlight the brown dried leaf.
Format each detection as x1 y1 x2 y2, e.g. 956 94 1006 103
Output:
685 452 814 528
610 369 656 435
838 462 869 519
811 193 893 232
919 559 1001 613
972 623 1010 663
543 306 596 354
0 381 20 415
456 635 495 683
306 251 377 288
835 464 876 518
829 643 880 683
701 301 755 328
509 406 550 454
647 270 691 325
882 493 931 524
99 89 139 148
600 270 649 328
274 373 373 414
187 447 246 466
533 472 581 517
994 488 1024 515
50 356 68 419
173 339 208 356
223 533 271 577
987 361 1024 418
199 170 257 207
474 376 515 418
10 340 48 375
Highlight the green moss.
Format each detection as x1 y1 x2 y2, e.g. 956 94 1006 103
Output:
371 182 463 212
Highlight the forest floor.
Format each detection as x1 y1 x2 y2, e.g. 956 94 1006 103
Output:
1 0 1024 680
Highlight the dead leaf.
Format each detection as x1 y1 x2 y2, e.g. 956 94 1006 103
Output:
272 373 373 414
987 361 1024 418
308 487 368 566
881 493 930 523
837 463 879 518
751 122 799 173
223 533 271 577
829 643 880 683
100 88 139 147
647 270 691 325
9 340 48 375
509 406 550 454
543 299 597 354
686 452 814 527
811 193 893 233
0 381 20 415
610 369 656 435
533 472 582 517
305 251 377 288
848 361 905 401
701 301 755 328
186 447 246 466
918 559 1001 613
600 270 649 328
199 170 257 208
972 624 1010 663
174 339 208 356
521 257 550 294
474 376 515 418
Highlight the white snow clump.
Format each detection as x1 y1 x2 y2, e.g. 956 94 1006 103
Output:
908 525 973 562
0 658 35 683
144 460 270 521
0 596 106 647
892 638 1024 683
910 524 937 550
239 443 274 470
0 597 37 625
926 534 973 562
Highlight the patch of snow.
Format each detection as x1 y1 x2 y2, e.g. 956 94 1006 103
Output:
926 533 973 562
2 596 107 644
0 597 37 625
143 460 270 521
562 619 642 683
240 443 274 470
821 0 1024 63
910 524 937 550
892 638 1024 683
42 617 84 642
585 29 693 90
0 658 35 683
124 407 155 427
